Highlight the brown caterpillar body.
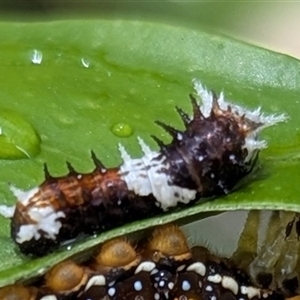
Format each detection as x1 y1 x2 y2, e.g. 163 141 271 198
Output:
2 82 286 256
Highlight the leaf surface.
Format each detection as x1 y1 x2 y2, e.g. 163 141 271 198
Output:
0 20 299 286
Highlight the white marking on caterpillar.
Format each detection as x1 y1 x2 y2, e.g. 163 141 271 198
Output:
84 275 106 291
134 280 143 291
0 205 15 218
182 280 191 291
40 296 58 300
240 286 261 299
137 136 152 155
187 262 206 276
168 282 174 290
193 80 287 127
193 79 287 163
119 148 197 211
205 285 213 292
159 280 165 287
207 274 222 283
221 276 239 295
118 143 132 162
262 291 272 298
176 264 186 272
10 186 39 207
108 287 116 297
135 261 156 274
16 206 65 243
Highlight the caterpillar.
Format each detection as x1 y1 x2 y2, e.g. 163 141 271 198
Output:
0 224 295 300
0 81 286 256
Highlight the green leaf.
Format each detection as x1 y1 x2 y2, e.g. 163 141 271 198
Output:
0 20 299 287
0 108 40 159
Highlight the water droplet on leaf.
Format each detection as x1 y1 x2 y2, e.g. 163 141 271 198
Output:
0 108 41 159
31 49 43 65
111 122 134 138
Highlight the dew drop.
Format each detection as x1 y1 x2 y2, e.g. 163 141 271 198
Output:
31 49 43 65
111 122 134 138
81 57 90 68
0 109 41 159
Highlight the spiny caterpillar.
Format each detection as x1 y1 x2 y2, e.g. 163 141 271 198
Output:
0 80 287 256
0 224 295 300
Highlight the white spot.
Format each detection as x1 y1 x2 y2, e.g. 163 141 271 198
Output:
16 206 65 243
198 155 204 161
31 49 43 64
137 136 152 155
39 296 58 300
222 276 239 295
168 282 174 290
134 280 143 291
211 296 217 300
77 174 82 180
108 287 116 297
210 173 215 179
182 280 191 291
159 280 165 287
0 205 15 218
154 293 160 300
10 186 39 206
118 143 131 162
187 262 206 276
81 57 90 68
117 200 122 205
198 280 202 288
176 264 186 272
150 268 159 275
207 274 222 283
108 280 116 287
229 154 236 162
177 133 183 141
135 261 156 274
84 275 106 291
263 292 272 298
240 286 261 299
205 285 213 292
